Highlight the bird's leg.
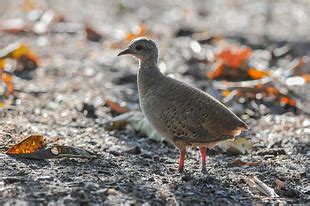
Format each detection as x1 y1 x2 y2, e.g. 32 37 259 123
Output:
178 148 186 174
199 147 206 172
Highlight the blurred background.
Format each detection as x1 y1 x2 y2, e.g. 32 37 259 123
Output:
1 0 309 205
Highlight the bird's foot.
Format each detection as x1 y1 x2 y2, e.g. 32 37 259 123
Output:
178 169 185 176
201 168 208 175
201 163 208 174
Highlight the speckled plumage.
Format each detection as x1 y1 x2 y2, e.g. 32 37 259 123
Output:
118 37 248 173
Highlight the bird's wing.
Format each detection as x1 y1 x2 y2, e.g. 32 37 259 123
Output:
162 76 248 143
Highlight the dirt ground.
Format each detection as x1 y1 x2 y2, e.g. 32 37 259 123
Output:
1 0 310 205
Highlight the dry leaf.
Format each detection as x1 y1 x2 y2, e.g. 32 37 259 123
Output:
231 159 258 166
275 179 285 190
125 23 153 43
217 137 252 154
246 175 279 198
6 135 96 159
85 25 102 42
217 46 252 69
108 111 163 142
105 99 129 114
207 63 224 80
280 96 296 107
6 135 45 155
247 67 269 79
302 74 310 83
3 73 14 97
0 43 39 66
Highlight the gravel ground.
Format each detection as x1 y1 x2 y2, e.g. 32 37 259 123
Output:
0 1 309 205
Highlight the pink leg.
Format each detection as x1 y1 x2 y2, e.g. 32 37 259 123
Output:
200 147 206 172
178 148 186 173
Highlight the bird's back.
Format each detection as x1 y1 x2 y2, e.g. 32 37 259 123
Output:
138 67 248 145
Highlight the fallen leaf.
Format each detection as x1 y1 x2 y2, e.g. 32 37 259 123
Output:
0 42 39 65
105 99 129 114
246 175 279 198
0 58 4 69
207 62 224 79
231 159 258 166
280 96 296 107
85 25 102 42
302 74 310 83
6 135 96 159
7 145 97 160
266 86 279 95
125 23 152 43
222 90 231 97
6 135 45 155
217 46 252 69
3 73 14 97
107 111 163 142
247 67 269 79
217 137 252 154
275 179 285 190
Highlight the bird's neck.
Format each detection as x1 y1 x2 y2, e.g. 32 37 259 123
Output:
138 59 163 93
139 58 158 69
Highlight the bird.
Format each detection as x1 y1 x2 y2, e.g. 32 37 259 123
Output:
118 37 249 173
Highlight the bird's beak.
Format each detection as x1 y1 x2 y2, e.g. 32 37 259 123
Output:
117 48 131 56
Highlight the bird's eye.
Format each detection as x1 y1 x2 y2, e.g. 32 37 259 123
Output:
135 45 143 51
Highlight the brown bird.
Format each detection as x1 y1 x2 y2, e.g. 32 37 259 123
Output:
118 37 248 173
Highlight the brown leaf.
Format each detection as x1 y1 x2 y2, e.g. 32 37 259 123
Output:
231 159 258 166
6 135 45 155
275 179 285 190
105 99 129 114
85 25 102 42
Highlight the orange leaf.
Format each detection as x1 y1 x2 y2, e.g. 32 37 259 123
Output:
266 87 279 95
255 84 263 89
208 63 224 79
217 47 252 69
5 43 39 65
231 159 258 166
280 97 296 107
105 99 129 114
6 135 45 155
3 73 14 96
302 74 310 83
126 23 147 43
222 90 231 97
0 58 4 70
247 67 269 79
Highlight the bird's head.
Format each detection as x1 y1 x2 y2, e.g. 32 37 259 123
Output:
118 37 158 63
